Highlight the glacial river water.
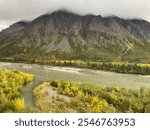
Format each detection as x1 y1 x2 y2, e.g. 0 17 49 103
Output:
0 62 150 107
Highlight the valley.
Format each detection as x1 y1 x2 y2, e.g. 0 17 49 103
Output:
0 62 150 113
0 10 150 113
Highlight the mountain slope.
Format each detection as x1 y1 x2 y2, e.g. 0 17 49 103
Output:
0 21 30 37
0 10 150 62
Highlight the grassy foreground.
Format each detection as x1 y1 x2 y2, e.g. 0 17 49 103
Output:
33 80 150 113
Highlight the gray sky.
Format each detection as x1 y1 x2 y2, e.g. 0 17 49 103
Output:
0 0 150 31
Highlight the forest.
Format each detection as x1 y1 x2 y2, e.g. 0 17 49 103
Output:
33 80 150 113
1 51 150 75
0 69 33 112
34 59 150 75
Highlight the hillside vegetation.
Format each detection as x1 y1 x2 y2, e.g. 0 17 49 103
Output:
0 69 33 112
33 80 150 113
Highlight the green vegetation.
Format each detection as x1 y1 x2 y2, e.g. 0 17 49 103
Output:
1 68 150 113
0 39 150 75
33 80 150 113
0 69 33 112
2 52 149 75
34 60 150 75
1 38 150 63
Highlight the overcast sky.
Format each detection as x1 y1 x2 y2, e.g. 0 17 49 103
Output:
0 0 150 31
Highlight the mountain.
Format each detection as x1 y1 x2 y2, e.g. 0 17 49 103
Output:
0 10 150 62
0 21 30 37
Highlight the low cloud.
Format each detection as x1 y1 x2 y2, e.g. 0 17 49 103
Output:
0 0 150 30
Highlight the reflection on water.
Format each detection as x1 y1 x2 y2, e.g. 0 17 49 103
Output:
0 62 150 107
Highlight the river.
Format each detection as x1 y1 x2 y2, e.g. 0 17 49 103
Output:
0 62 150 107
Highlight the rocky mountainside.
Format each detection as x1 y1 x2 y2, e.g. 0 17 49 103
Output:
0 10 150 62
0 21 30 37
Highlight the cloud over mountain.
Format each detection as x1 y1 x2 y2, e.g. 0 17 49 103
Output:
0 0 150 30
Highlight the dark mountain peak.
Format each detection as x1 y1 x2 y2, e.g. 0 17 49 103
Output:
7 21 30 30
129 18 150 25
17 21 30 26
104 15 122 22
83 14 99 19
51 9 79 16
1 10 150 40
31 10 150 27
50 10 103 20
0 20 30 37
30 10 79 25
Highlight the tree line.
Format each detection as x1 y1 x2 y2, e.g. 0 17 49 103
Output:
34 59 150 75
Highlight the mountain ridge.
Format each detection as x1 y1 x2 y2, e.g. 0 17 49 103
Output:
0 10 150 62
0 21 30 37
1 10 150 39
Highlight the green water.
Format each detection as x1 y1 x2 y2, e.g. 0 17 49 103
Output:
0 62 150 107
